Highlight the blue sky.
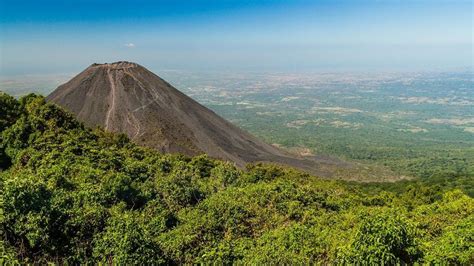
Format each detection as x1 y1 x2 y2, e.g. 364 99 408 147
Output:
0 0 472 75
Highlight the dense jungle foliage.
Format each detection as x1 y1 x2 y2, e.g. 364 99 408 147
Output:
0 93 473 264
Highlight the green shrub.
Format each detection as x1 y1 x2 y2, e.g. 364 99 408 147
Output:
0 93 472 264
338 209 422 264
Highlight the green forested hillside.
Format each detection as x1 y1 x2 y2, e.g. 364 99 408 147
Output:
1 93 473 264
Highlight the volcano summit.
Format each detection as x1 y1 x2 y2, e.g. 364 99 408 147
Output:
47 61 349 177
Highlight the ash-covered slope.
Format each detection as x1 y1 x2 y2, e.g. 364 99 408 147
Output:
47 62 350 177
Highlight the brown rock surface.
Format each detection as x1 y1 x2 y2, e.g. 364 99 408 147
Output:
47 61 352 177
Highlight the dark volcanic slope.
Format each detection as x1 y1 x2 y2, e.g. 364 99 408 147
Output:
47 62 350 177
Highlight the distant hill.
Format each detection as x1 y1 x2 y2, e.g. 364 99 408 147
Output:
47 61 351 177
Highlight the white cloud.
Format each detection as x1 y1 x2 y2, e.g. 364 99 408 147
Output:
124 43 135 48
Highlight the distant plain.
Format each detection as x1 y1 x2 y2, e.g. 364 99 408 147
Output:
2 70 472 182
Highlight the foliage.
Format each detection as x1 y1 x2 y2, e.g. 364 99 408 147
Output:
0 93 473 264
338 209 422 264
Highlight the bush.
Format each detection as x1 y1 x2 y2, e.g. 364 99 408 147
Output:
0 93 472 264
338 210 422 264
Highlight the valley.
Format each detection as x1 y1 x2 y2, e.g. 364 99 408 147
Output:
160 70 473 183
1 69 472 184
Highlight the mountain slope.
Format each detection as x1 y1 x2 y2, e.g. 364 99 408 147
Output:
1 93 471 264
47 61 351 177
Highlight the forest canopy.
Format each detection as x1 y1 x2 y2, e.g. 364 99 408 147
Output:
0 93 473 264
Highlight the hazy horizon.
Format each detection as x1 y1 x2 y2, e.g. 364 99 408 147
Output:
1 67 472 97
1 0 472 76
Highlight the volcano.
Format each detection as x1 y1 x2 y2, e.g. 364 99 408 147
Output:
47 61 350 177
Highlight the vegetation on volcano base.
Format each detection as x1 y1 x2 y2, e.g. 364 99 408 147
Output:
1 93 473 264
